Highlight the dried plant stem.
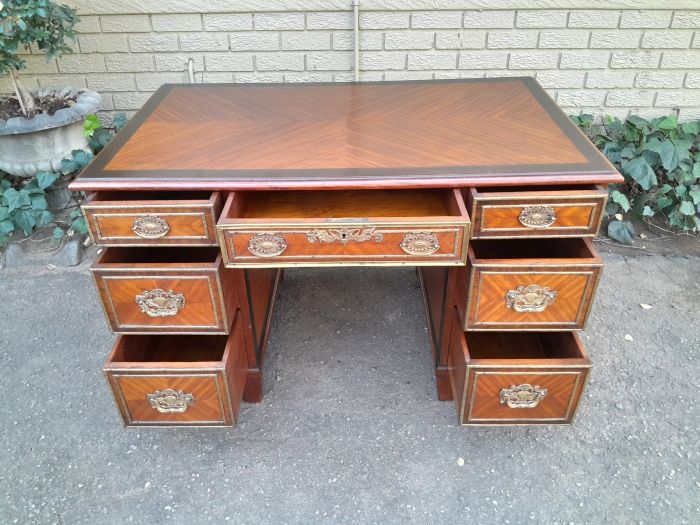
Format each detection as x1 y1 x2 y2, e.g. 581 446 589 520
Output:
8 69 28 117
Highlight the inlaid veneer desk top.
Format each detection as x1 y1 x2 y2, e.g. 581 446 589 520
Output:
69 78 621 192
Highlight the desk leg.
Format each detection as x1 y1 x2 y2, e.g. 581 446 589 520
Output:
417 266 458 401
235 268 281 403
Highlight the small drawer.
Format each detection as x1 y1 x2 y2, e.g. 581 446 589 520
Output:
458 238 602 331
466 185 607 239
91 247 238 334
82 191 223 246
448 309 590 425
216 189 470 267
103 311 248 427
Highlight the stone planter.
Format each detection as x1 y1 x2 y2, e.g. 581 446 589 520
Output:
0 88 101 177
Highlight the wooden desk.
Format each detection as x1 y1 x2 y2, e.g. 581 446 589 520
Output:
71 78 621 427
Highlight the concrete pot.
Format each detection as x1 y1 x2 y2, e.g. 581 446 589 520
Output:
0 88 101 177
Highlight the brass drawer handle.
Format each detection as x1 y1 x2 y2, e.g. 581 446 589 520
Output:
135 288 185 317
306 227 383 245
499 384 548 409
132 215 170 238
248 233 288 257
518 205 556 228
505 284 557 313
400 232 440 255
147 389 195 413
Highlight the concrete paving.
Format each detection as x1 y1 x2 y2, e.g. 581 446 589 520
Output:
1 247 698 524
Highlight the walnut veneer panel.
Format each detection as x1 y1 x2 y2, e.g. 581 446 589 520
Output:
466 185 608 239
103 312 248 427
69 79 622 192
459 238 602 331
447 310 591 425
82 191 223 246
217 189 470 267
91 247 238 334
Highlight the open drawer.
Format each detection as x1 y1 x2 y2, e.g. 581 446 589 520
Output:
91 247 238 334
216 189 470 267
448 309 590 425
466 185 607 239
103 311 248 427
82 191 223 246
457 238 602 331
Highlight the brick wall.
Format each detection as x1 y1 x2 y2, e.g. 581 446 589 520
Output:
4 1 700 122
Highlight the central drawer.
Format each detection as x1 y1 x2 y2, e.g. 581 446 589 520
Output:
216 189 470 267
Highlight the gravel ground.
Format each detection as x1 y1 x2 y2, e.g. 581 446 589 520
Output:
0 249 698 524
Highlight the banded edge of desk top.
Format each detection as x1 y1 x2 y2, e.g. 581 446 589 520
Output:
69 78 622 192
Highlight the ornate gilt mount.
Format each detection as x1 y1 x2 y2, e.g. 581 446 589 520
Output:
147 389 194 413
248 233 288 257
400 232 440 255
505 284 557 313
499 384 548 409
306 227 383 245
132 215 170 238
135 288 185 317
518 206 556 228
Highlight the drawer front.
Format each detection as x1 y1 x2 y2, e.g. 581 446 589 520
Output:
464 367 589 424
468 188 607 239
220 225 468 267
109 372 231 426
91 258 237 334
464 264 601 330
82 193 222 246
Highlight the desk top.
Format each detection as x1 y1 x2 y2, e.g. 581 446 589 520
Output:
70 78 621 192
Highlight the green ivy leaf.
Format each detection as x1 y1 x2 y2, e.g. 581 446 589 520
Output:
681 121 700 135
36 171 58 189
83 114 102 137
113 113 128 132
627 115 650 131
61 150 93 174
0 205 9 221
88 127 112 153
603 143 621 164
679 200 696 216
607 220 635 244
653 115 678 131
622 157 657 190
13 208 36 235
30 194 48 210
4 188 31 211
71 216 88 235
642 205 655 217
658 195 674 210
692 162 700 180
0 179 10 191
52 226 65 239
0 219 14 234
610 190 631 212
690 190 700 205
33 209 54 228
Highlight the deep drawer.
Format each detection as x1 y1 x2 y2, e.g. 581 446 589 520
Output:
103 311 248 427
466 185 607 239
457 238 602 331
216 189 471 267
91 247 238 334
82 191 223 246
448 309 590 425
